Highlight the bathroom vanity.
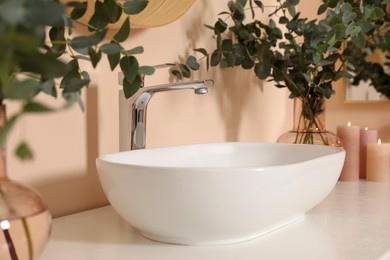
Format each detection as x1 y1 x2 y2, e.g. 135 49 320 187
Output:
40 181 390 260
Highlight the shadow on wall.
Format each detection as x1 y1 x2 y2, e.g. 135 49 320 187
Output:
181 0 265 142
34 87 108 218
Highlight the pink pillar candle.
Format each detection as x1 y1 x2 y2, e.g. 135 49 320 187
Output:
337 122 360 181
366 140 390 182
360 128 378 179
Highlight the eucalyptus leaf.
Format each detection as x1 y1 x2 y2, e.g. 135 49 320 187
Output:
0 115 19 147
210 50 222 66
254 0 264 12
170 69 183 80
124 46 144 55
194 48 208 57
103 0 122 23
120 56 139 83
68 1 88 20
317 3 328 15
25 1 65 26
41 80 57 98
23 101 54 113
123 75 142 98
49 26 66 55
139 66 155 75
254 61 270 79
88 47 102 68
107 52 120 70
4 79 41 99
178 64 191 78
214 18 228 34
88 1 109 31
15 142 34 161
123 0 148 15
352 31 366 48
101 42 123 55
186 56 200 70
368 7 385 20
71 29 108 50
114 17 130 42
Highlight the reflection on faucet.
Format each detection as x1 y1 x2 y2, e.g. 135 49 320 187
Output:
119 64 214 151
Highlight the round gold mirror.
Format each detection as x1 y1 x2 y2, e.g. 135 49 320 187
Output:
65 0 197 29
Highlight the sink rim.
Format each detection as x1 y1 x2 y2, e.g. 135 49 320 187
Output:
97 142 345 170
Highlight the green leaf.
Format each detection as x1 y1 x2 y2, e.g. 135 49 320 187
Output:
25 1 65 26
178 64 191 78
71 29 108 50
186 56 200 70
88 1 109 31
279 16 289 24
107 53 120 70
60 60 90 92
125 46 144 55
254 62 270 80
356 20 374 34
352 31 366 48
334 70 353 80
49 26 66 55
170 69 183 80
123 0 149 15
62 92 85 112
249 0 255 19
101 42 123 55
232 2 245 22
369 7 385 20
139 66 155 75
214 18 228 34
287 5 296 17
210 51 222 66
0 115 19 147
317 3 328 15
103 0 122 23
194 48 208 57
120 56 139 83
23 101 54 113
88 47 102 68
203 24 215 31
287 0 299 5
41 80 57 98
4 79 41 99
329 23 346 41
254 0 264 12
0 1 25 24
123 75 142 98
68 1 88 20
222 39 233 51
15 142 34 161
18 53 68 78
114 17 130 42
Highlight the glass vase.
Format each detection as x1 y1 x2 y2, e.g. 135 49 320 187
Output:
0 105 51 260
277 96 342 146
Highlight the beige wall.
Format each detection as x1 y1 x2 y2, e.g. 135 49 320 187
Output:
5 0 390 218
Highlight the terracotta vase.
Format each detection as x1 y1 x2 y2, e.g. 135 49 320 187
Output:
277 96 342 146
0 105 51 260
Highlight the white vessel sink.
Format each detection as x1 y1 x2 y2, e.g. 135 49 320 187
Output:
96 142 345 245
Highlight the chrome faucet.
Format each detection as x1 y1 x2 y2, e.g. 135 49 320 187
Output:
119 64 214 151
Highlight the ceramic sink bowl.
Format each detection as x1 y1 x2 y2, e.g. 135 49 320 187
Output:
96 142 345 245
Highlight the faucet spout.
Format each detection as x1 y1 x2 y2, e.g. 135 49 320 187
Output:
119 78 213 151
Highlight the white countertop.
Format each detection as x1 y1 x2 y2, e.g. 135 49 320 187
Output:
41 181 390 260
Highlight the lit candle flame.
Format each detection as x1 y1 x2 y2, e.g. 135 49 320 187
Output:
364 127 368 131
347 121 351 127
378 139 382 144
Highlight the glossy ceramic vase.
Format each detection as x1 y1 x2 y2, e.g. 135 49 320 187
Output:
277 96 342 146
0 105 51 260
